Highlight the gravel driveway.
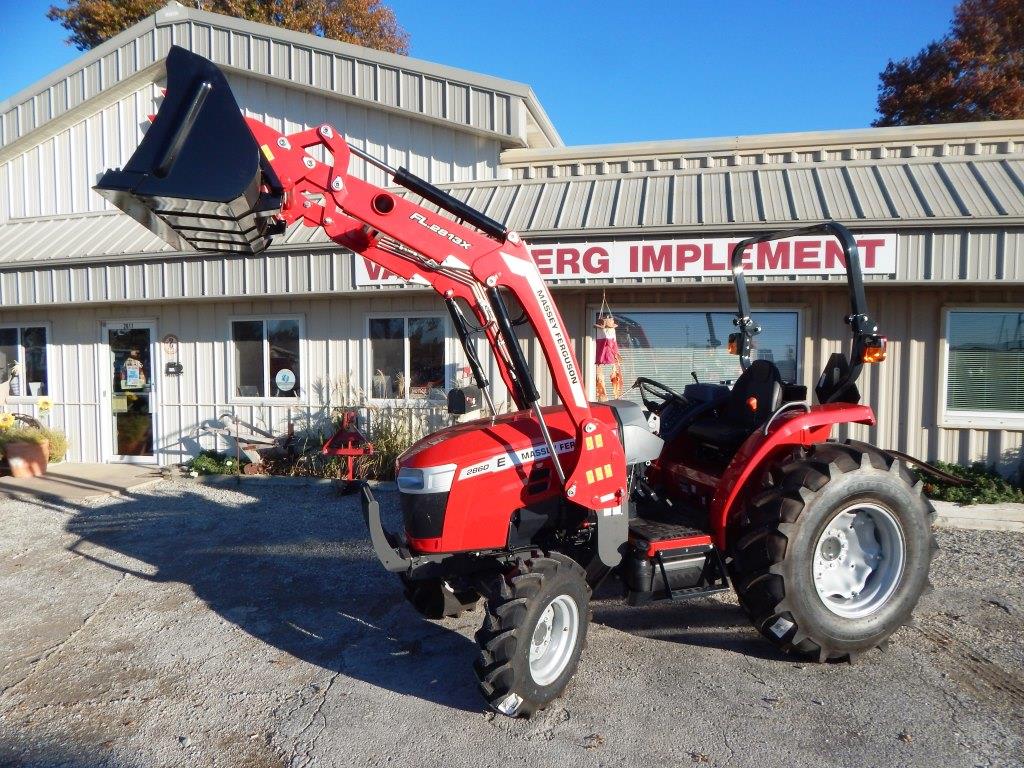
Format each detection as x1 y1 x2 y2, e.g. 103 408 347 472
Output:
1 479 1021 768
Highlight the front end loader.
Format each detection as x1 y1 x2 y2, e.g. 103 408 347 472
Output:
97 47 943 719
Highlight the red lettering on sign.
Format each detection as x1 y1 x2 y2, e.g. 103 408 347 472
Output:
532 248 553 274
757 241 789 270
556 248 581 274
729 242 754 271
702 243 725 270
642 244 673 272
794 241 820 269
857 238 883 269
825 240 846 269
583 247 610 274
677 244 701 270
629 245 639 272
363 259 396 281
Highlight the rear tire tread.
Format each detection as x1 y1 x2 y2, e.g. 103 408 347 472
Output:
731 440 937 662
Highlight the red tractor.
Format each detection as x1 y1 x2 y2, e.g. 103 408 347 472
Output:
98 47 944 718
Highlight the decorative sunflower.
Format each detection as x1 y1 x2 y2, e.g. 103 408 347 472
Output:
37 396 53 413
0 413 14 430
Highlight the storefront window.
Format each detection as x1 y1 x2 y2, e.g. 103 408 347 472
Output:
946 310 1024 416
231 318 302 398
608 310 799 401
369 316 447 400
0 325 49 397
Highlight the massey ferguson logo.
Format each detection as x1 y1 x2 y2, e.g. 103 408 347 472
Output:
536 287 580 387
409 212 472 250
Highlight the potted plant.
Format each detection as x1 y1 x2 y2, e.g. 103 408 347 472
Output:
38 425 68 463
0 424 50 478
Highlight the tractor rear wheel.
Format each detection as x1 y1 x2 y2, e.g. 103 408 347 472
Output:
731 441 936 662
474 551 590 717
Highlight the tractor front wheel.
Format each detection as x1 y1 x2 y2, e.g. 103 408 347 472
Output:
474 551 590 717
731 441 936 662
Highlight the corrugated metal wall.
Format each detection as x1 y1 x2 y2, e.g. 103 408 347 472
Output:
4 285 1023 471
5 228 1024 307
0 295 473 464
0 70 502 223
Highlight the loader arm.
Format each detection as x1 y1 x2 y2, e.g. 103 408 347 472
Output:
94 45 625 512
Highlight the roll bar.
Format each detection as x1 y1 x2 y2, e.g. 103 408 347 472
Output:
729 221 882 402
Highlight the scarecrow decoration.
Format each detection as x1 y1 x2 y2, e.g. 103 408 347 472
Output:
594 292 623 401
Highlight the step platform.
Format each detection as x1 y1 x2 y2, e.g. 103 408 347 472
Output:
623 517 729 604
629 518 713 557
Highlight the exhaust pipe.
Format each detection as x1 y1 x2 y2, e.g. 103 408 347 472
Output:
94 46 285 255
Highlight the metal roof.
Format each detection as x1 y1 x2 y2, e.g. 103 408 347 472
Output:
499 120 1024 168
429 144 1024 238
0 2 561 158
2 127 1024 270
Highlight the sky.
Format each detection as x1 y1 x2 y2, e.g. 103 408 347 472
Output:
0 0 959 146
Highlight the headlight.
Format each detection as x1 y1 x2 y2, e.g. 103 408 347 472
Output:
396 464 457 493
397 467 425 491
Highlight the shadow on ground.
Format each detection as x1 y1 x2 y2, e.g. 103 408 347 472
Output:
58 483 483 714
53 482 788 721
590 581 790 662
0 739 120 768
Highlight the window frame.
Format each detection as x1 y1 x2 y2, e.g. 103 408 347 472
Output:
227 314 306 404
939 306 1024 429
0 322 54 403
364 312 453 406
584 303 805 399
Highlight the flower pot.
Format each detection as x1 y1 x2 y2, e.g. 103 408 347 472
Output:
3 439 49 478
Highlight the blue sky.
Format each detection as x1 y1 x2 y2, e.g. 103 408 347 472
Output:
1 0 957 145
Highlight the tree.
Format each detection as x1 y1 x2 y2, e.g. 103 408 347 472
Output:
47 0 409 54
874 0 1024 126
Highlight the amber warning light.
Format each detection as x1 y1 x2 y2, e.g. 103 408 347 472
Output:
862 335 887 364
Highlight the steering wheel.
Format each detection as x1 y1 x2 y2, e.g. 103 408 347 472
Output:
633 377 689 415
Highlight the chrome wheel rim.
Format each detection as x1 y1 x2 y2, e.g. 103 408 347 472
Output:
812 503 906 619
528 595 579 686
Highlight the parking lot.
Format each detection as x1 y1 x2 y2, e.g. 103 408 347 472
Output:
1 479 1021 768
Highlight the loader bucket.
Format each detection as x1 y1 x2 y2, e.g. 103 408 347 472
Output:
94 45 284 254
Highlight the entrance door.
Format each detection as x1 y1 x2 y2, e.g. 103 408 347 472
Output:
101 321 158 464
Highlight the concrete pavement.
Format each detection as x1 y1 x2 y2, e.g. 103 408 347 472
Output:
932 499 1024 532
0 463 161 503
0 481 1020 768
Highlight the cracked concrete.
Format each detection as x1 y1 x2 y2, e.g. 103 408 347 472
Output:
1 479 1022 767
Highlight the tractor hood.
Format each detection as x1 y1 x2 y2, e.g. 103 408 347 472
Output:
392 401 661 555
399 405 590 482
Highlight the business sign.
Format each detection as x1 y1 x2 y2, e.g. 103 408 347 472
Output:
353 233 898 286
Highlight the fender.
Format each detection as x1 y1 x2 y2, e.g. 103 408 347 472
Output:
709 402 876 549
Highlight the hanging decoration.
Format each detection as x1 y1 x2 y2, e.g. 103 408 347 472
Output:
593 291 623 401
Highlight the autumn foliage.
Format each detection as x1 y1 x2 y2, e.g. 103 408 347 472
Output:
874 0 1024 126
47 0 409 54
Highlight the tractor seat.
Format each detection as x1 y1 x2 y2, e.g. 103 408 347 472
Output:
687 360 784 453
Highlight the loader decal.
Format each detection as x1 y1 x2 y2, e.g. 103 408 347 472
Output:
409 212 473 250
500 252 588 409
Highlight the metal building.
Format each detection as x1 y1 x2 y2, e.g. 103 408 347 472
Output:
1 2 1023 472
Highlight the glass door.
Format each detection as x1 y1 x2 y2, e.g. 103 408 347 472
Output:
101 321 157 463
